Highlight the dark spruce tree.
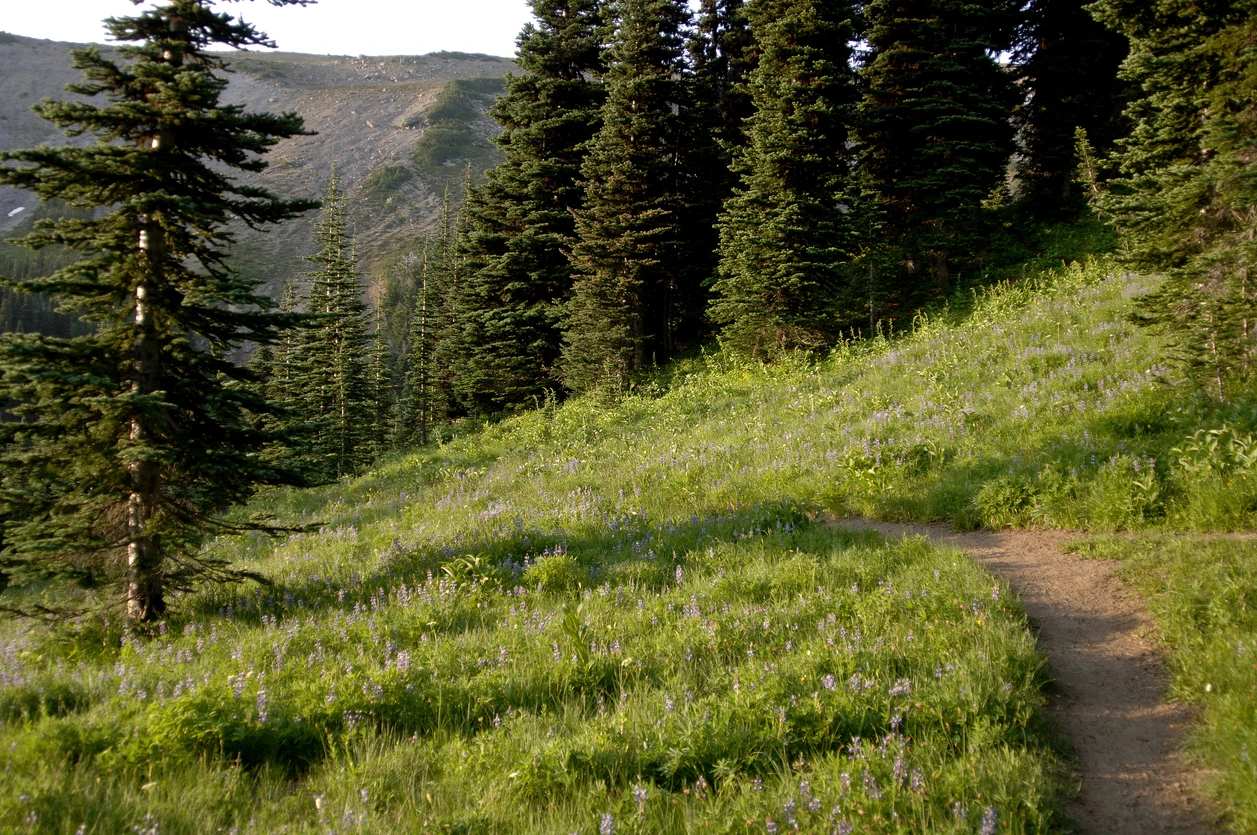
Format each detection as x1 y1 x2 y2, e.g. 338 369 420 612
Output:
679 0 756 342
295 175 372 480
1014 0 1129 215
709 0 860 356
858 0 1018 293
562 0 692 394
448 0 606 414
401 246 447 447
0 0 316 621
1093 0 1257 391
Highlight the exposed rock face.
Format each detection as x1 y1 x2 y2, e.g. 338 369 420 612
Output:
0 31 513 292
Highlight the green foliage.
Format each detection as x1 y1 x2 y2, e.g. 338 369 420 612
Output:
412 125 479 167
400 191 458 445
8 247 1257 831
709 0 860 356
0 516 1069 833
1093 0 1257 392
0 0 316 621
859 0 1020 292
359 164 413 201
0 202 97 339
1012 0 1129 215
292 176 374 481
1066 534 1257 830
972 473 1038 529
447 0 606 415
563 0 693 393
411 79 506 170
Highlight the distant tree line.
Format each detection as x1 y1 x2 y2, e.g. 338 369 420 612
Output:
269 0 1257 474
334 0 1129 417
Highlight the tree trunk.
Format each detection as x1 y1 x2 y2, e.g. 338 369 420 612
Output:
128 226 165 622
127 15 185 623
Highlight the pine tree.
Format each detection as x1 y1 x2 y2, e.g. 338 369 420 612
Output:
858 0 1019 290
367 283 394 457
449 0 606 414
296 175 372 480
424 187 461 429
0 0 315 621
679 0 757 344
401 247 442 446
1014 0 1129 215
708 0 860 356
562 0 692 393
1093 0 1257 390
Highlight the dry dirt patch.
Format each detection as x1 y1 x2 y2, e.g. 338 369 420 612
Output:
832 519 1219 835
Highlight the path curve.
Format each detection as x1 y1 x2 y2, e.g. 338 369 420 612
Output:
831 519 1218 835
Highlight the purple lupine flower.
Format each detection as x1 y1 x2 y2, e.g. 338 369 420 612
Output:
600 812 614 835
863 770 882 800
633 784 647 815
980 807 998 835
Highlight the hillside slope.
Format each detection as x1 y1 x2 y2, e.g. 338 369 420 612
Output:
0 32 513 292
5 261 1257 833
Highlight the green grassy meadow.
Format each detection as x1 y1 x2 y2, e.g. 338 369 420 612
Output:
4 259 1257 832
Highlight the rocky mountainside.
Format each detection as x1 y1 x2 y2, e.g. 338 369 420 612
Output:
0 31 513 295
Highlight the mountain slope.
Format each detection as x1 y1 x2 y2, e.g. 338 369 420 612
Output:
0 32 514 292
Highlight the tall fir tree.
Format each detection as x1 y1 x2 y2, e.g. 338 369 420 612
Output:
367 281 395 457
1093 0 1257 390
296 175 372 480
562 0 692 393
448 0 606 414
0 0 315 621
680 0 757 342
858 0 1019 292
709 0 860 356
424 186 462 428
1014 0 1129 215
401 247 444 446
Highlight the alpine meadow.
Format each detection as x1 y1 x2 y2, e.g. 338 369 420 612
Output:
0 0 1255 834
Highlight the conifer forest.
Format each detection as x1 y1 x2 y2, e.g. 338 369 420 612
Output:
1 0 1256 832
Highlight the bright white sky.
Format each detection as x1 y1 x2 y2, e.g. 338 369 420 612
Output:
0 0 533 58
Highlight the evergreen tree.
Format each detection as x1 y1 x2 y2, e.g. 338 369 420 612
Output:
449 0 606 414
709 0 860 355
0 0 315 621
368 282 395 457
296 175 372 480
562 0 692 393
1014 0 1129 214
680 0 757 343
422 187 461 430
398 249 437 446
1093 0 1257 390
858 0 1018 290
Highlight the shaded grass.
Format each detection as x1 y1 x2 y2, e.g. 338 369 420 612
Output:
1 522 1070 833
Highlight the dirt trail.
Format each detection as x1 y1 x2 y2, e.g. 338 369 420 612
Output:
832 519 1219 835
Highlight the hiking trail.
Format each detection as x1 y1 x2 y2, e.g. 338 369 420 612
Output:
832 519 1219 835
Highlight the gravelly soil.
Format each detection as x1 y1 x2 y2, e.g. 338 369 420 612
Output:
832 519 1220 835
